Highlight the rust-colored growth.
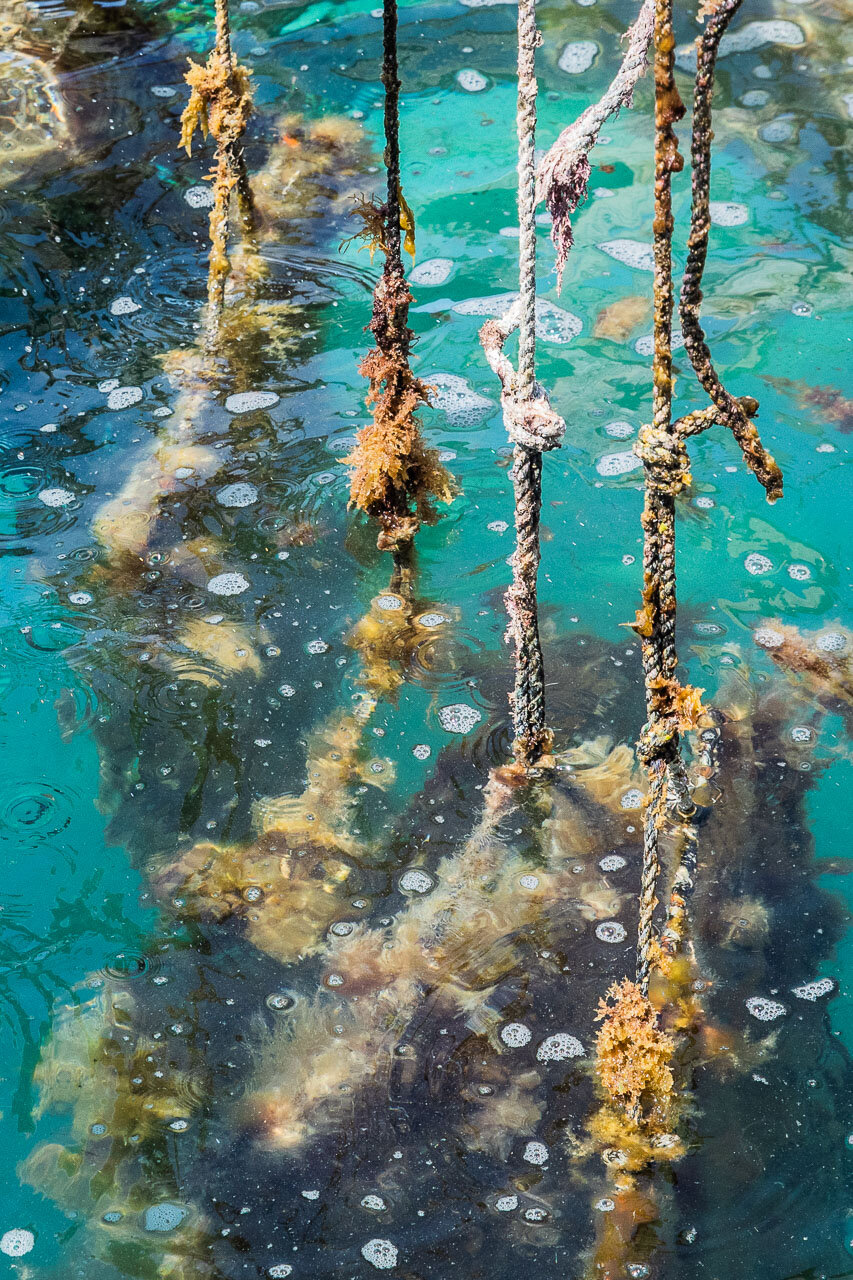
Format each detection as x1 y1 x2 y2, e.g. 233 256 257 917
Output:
595 979 675 1121
347 262 453 552
180 0 255 334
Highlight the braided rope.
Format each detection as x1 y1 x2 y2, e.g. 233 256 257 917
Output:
679 0 782 501
479 0 565 769
381 0 402 272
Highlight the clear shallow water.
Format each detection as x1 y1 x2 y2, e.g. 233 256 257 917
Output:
0 0 851 1276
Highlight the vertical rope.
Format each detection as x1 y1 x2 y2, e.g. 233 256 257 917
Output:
381 0 402 271
634 0 685 994
502 0 554 769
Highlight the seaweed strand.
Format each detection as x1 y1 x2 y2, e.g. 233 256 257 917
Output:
346 0 453 554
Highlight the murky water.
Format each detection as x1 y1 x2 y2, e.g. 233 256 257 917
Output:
1 0 851 1276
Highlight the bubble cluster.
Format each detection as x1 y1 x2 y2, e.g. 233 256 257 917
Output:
523 1141 548 1166
361 1238 398 1270
225 390 279 413
142 1204 186 1232
412 744 431 760
38 487 75 507
306 639 330 654
709 201 749 227
268 1266 293 1278
425 372 493 425
409 258 453 286
597 239 655 272
635 329 685 356
418 612 449 628
536 1033 584 1061
619 789 643 810
558 41 598 74
494 1195 518 1212
519 874 539 889
744 553 773 576
500 1022 532 1048
456 68 488 92
110 296 141 316
596 451 642 478
745 996 786 1021
595 1198 615 1212
488 520 508 533
107 386 143 410
524 1207 548 1222
375 594 403 611
207 573 249 596
596 921 627 943
217 483 259 508
452 295 581 343
815 632 845 652
694 495 715 510
185 185 215 208
790 726 812 743
792 978 834 1001
399 869 434 894
437 703 482 733
599 854 626 872
361 1195 387 1211
604 420 634 439
0 1230 34 1257
754 626 784 649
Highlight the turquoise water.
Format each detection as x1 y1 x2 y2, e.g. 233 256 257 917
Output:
0 0 851 1276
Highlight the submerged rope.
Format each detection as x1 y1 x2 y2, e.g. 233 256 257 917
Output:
180 0 256 341
479 0 565 769
346 0 453 553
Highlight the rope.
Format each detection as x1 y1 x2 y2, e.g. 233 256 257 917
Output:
536 0 654 288
632 0 685 993
679 0 783 502
381 0 403 272
479 0 565 770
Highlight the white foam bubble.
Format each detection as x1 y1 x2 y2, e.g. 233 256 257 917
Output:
217 482 259 508
410 258 454 286
787 563 811 581
418 612 449 627
634 328 685 356
361 1195 387 1211
40 423 58 433
225 390 279 413
399 869 434 894
376 594 403 611
500 1022 532 1048
710 201 749 227
185 185 215 208
523 1141 549 1166
598 239 655 272
279 684 296 698
599 854 626 871
745 996 786 1021
110 295 141 316
107 385 143 410
1 1230 34 1257
361 1238 398 1270
207 573 250 596
676 19 804 67
38 487 75 507
519 874 539 889
494 1195 518 1211
536 1033 584 1061
620 789 644 809
457 68 488 92
558 41 598 74
301 1189 319 1200
143 1204 186 1232
596 450 642 478
69 591 92 605
437 703 482 733
605 420 634 439
488 520 509 533
760 116 795 143
792 978 834 1001
816 632 846 652
412 744 431 760
596 921 627 943
426 372 494 425
151 84 177 97
306 639 330 654
268 1266 293 1279
744 552 773 576
451 295 582 343
754 626 784 648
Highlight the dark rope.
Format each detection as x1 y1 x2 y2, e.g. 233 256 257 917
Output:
381 0 403 271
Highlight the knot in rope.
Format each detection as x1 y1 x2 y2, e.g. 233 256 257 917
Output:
502 378 566 452
634 423 690 495
636 717 679 769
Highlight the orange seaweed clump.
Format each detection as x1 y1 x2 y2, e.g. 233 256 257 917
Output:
595 979 675 1126
347 267 454 551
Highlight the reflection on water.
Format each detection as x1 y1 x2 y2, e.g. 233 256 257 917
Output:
0 0 850 1278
